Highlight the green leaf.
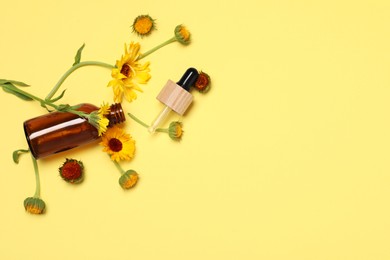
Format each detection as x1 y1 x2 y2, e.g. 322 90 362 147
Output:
12 149 30 164
48 89 67 103
8 80 29 87
0 79 29 87
1 83 33 101
73 43 85 66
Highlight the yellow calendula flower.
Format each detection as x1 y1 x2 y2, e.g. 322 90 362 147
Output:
107 42 151 103
132 15 156 37
97 116 109 136
98 102 110 116
100 126 135 162
87 110 109 136
96 102 110 135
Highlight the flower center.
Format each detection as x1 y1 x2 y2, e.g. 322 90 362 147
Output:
195 73 209 90
109 138 123 152
120 64 132 77
180 27 190 41
61 161 82 180
134 16 153 35
175 126 183 137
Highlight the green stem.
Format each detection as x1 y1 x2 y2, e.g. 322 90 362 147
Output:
137 37 177 60
2 84 60 110
111 156 125 175
31 154 41 198
155 128 169 133
46 61 115 100
127 112 150 128
3 83 97 129
127 112 169 132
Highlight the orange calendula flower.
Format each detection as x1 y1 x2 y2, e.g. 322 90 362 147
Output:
132 15 156 37
100 126 135 162
174 24 191 45
137 24 192 60
107 42 151 103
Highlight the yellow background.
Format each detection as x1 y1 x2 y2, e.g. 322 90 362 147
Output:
1 0 390 259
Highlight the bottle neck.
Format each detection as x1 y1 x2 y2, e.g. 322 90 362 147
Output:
107 103 126 126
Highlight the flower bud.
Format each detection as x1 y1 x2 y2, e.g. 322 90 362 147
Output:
174 25 191 45
168 121 184 141
119 170 139 189
24 197 46 214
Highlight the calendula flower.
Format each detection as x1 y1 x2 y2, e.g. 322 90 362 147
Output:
174 24 191 45
59 158 84 183
132 15 156 37
107 42 151 103
127 112 185 141
194 71 211 93
109 155 140 189
100 126 135 162
137 24 192 60
167 121 184 141
80 102 111 136
98 102 110 116
86 111 109 136
97 102 111 134
24 197 46 214
24 155 46 215
119 170 139 189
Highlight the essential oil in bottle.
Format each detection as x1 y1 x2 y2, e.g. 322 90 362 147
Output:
24 103 125 159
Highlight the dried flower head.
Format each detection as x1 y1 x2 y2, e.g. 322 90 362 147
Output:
194 71 211 93
132 15 156 37
24 197 46 214
59 158 84 183
174 24 191 45
168 121 184 141
119 170 139 189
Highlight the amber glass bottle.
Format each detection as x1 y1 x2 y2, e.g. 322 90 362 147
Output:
24 103 125 159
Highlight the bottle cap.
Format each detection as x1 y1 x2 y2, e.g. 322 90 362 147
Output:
156 68 199 115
